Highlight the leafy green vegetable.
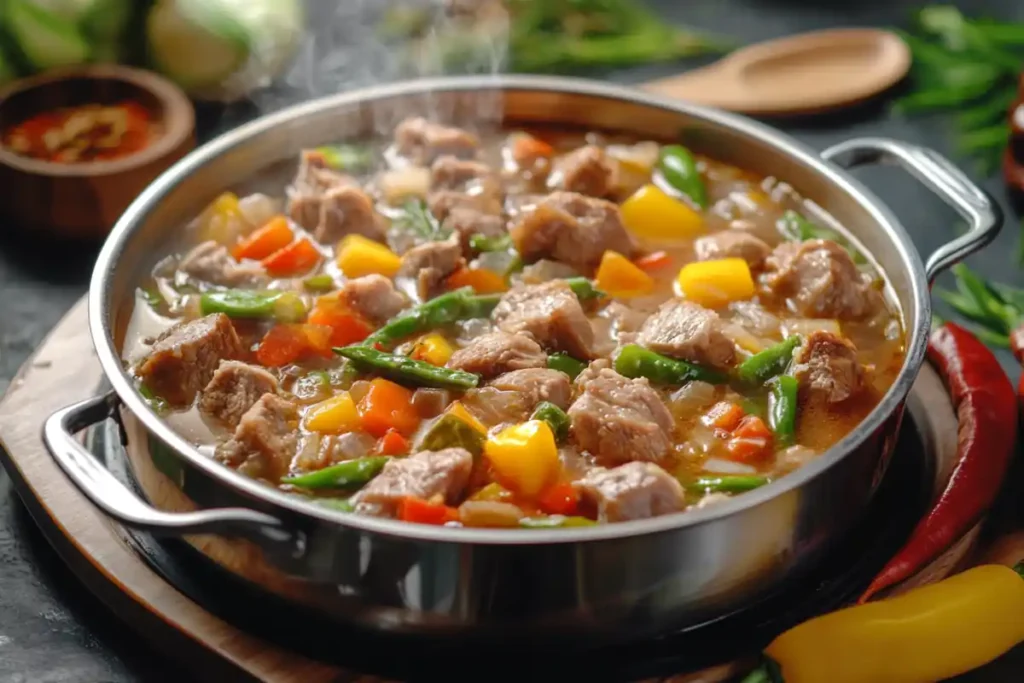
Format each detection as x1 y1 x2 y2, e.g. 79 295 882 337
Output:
393 198 451 242
935 263 1023 347
777 211 866 264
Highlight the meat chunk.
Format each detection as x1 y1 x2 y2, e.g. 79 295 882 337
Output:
136 313 243 407
393 117 479 165
337 274 407 323
315 185 384 244
510 191 635 271
447 330 547 378
695 230 771 268
489 368 572 410
637 300 736 369
575 462 685 522
430 155 500 196
396 235 464 300
350 448 474 517
443 205 508 252
216 394 299 482
761 240 879 319
492 281 595 359
178 241 268 287
792 331 865 403
568 367 674 465
199 361 279 429
548 145 615 197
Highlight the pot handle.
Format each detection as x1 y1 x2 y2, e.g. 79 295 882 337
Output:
821 137 1002 283
43 391 300 550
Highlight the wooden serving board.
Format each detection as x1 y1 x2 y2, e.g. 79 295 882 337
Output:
0 297 1001 683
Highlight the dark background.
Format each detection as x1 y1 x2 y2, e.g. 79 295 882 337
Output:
1 0 1023 680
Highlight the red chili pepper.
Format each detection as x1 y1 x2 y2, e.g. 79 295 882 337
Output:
859 322 1017 602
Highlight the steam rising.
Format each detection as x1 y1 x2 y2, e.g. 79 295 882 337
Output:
253 1 510 132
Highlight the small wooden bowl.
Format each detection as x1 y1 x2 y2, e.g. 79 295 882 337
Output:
0 65 195 239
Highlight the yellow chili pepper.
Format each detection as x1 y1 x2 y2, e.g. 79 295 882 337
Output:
304 392 361 434
745 563 1024 683
595 250 655 299
446 401 487 435
336 234 402 278
410 333 455 367
676 257 755 308
620 183 704 242
483 420 559 498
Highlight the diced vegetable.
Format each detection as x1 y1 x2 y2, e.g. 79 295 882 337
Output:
417 411 486 457
409 333 456 367
305 392 361 434
445 266 509 294
303 274 335 292
316 498 354 512
615 344 726 385
446 401 487 434
379 167 432 204
361 288 500 349
564 277 605 301
634 251 672 271
336 346 481 390
199 289 306 321
471 482 512 502
530 401 570 442
256 323 332 367
726 415 773 462
262 238 321 277
398 496 459 525
315 144 372 171
685 475 768 494
782 319 842 338
357 378 420 438
606 141 660 174
657 144 708 209
768 375 799 447
308 297 374 347
595 250 655 299
547 353 587 380
336 234 401 278
484 420 560 498
469 233 513 252
736 336 800 384
377 428 410 456
676 257 755 308
231 216 293 261
537 482 579 516
702 401 745 431
282 456 389 490
511 134 554 164
459 501 525 527
196 192 246 244
620 184 705 242
520 515 596 528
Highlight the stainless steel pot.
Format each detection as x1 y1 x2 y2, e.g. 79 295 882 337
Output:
42 76 1000 642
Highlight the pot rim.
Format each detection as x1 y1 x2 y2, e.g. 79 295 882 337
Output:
89 74 930 545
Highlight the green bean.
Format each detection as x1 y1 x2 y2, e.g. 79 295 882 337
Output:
615 344 726 385
685 475 769 495
564 276 605 301
768 375 799 447
547 353 587 380
519 515 597 528
283 456 390 490
736 336 800 384
315 144 373 171
657 144 708 209
469 233 513 252
303 274 335 292
361 287 498 348
335 346 481 389
200 290 306 322
316 498 355 512
531 401 570 442
137 383 169 413
139 287 163 309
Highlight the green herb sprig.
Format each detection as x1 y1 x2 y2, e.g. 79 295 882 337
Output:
935 263 1024 347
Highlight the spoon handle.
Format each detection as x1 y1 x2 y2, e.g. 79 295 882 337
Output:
642 65 753 111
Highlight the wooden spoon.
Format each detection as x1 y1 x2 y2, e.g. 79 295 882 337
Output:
642 28 911 116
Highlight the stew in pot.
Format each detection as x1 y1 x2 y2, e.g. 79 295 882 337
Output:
124 118 905 528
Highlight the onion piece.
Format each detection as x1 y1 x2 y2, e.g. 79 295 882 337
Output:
782 318 842 337
379 167 431 204
721 322 766 354
702 457 758 475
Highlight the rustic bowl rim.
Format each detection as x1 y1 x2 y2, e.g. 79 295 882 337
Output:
0 64 194 177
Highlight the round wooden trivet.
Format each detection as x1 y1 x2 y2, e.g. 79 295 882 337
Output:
0 297 980 683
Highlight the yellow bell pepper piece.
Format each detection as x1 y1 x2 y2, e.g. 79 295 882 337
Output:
595 250 655 298
483 420 559 498
764 563 1024 683
197 192 244 245
304 392 361 434
446 401 487 435
620 184 704 242
676 257 755 308
336 234 401 278
410 333 455 367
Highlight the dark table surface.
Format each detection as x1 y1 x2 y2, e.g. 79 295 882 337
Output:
2 0 1023 681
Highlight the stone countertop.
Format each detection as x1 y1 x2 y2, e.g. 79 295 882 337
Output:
1 0 1022 680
